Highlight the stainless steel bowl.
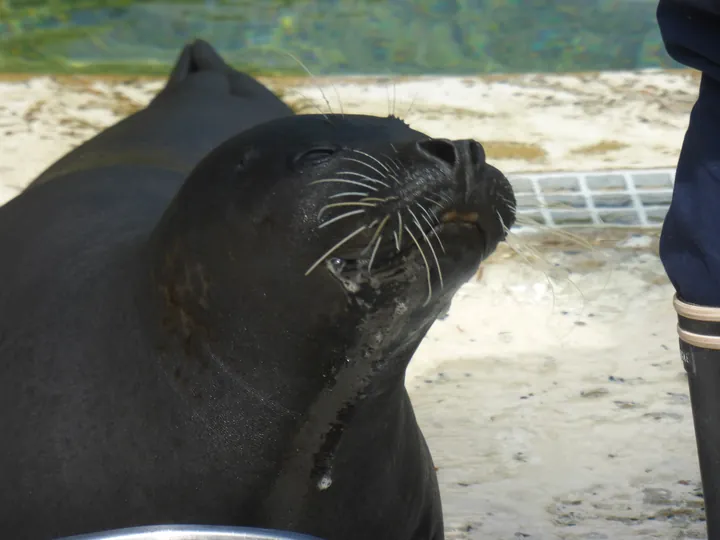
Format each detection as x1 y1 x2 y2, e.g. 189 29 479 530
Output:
58 525 323 540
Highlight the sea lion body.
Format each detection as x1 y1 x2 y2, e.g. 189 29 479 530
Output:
0 50 516 540
28 39 293 188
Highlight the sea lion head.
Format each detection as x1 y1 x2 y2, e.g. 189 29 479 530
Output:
150 113 515 408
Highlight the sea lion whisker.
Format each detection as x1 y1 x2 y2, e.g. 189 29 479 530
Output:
317 201 378 220
368 230 384 275
381 153 402 174
366 215 390 272
360 196 396 204
281 51 339 118
497 209 511 236
392 80 397 117
393 231 400 251
423 196 445 210
404 90 420 119
318 209 366 229
329 191 370 199
351 149 393 176
339 157 390 184
362 215 389 253
309 178 379 192
396 211 404 249
403 225 433 306
416 202 440 224
408 208 444 289
382 164 403 184
416 205 446 254
498 193 517 213
336 170 390 188
305 224 369 276
349 151 401 184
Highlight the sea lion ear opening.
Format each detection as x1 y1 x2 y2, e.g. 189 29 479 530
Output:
233 147 262 174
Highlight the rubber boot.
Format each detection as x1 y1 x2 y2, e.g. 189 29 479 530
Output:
674 294 720 538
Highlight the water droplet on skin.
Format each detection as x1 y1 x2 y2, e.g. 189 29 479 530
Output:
317 473 333 491
326 258 361 293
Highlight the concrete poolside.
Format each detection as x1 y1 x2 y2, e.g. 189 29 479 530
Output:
0 70 704 539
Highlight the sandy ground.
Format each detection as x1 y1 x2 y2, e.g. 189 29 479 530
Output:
0 71 705 538
410 233 704 539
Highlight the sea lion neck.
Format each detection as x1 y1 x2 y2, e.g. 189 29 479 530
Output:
141 188 415 421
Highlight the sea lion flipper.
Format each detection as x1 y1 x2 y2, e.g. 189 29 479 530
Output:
185 38 228 73
160 39 293 112
164 39 228 88
27 40 293 190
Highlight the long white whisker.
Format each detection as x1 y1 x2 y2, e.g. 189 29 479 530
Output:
382 154 403 176
310 178 379 192
368 234 384 274
392 80 397 117
416 202 439 224
329 191 370 199
305 225 369 276
397 212 403 249
351 149 393 176
351 149 401 184
337 170 390 188
282 51 334 117
423 196 445 210
366 215 390 273
318 201 377 220
404 225 433 307
336 172 390 189
339 157 389 183
408 208 444 289
417 204 446 254
318 209 366 229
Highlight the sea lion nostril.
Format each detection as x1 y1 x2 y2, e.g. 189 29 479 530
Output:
416 138 458 168
453 139 486 167
468 140 486 166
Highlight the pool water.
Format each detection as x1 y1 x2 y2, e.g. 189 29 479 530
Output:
1 0 678 76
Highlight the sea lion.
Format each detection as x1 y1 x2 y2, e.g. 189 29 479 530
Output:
27 38 293 188
0 111 515 540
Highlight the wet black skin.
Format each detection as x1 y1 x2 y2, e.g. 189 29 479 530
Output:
0 113 515 540
27 39 293 188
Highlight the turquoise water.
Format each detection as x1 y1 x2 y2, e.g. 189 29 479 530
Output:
0 0 679 75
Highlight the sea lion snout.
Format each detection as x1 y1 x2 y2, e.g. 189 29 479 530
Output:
412 137 515 239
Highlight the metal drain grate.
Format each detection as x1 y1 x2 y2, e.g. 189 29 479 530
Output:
508 168 675 231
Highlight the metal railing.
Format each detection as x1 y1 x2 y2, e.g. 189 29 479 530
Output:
508 167 675 231
58 525 323 540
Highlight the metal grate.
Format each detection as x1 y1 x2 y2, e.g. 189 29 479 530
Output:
508 168 675 231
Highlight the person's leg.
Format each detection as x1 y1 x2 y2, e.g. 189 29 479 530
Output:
658 2 720 535
659 0 720 305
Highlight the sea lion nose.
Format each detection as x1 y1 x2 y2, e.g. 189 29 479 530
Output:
416 138 458 169
416 138 486 172
455 139 486 168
